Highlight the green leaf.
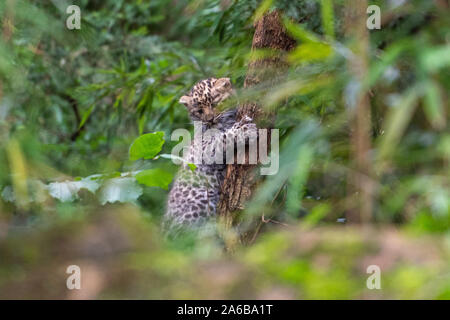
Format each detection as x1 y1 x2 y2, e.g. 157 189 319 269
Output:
99 177 143 205
377 88 420 165
286 144 313 215
171 65 190 75
320 0 335 40
188 163 197 172
421 45 450 73
288 42 332 64
252 0 273 24
47 177 101 202
423 80 445 130
129 132 165 161
135 168 173 190
283 18 321 43
303 203 331 228
138 115 146 136
79 105 94 129
365 41 408 89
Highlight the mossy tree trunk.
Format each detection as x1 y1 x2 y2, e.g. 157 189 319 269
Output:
344 0 374 224
218 10 295 246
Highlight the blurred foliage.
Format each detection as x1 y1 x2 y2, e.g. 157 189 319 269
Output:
0 208 449 299
0 0 449 299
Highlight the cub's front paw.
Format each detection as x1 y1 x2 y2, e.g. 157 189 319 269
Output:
241 115 253 123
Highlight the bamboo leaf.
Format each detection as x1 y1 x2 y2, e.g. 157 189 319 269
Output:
320 0 335 40
423 80 446 130
377 89 420 165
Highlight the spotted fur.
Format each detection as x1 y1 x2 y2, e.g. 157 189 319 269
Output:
164 77 256 234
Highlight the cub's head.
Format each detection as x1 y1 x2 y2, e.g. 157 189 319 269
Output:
179 77 233 122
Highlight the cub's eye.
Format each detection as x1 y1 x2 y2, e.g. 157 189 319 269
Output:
198 109 203 114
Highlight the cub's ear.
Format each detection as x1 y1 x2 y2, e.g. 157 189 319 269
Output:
214 77 232 91
179 95 192 106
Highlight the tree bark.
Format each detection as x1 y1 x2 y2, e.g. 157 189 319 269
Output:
345 0 374 224
218 10 295 243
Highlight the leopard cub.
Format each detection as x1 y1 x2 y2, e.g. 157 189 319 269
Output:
164 77 256 234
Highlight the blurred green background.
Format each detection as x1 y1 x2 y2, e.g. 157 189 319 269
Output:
0 0 449 299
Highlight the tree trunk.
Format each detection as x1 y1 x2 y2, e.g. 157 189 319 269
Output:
218 10 295 246
344 0 374 224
